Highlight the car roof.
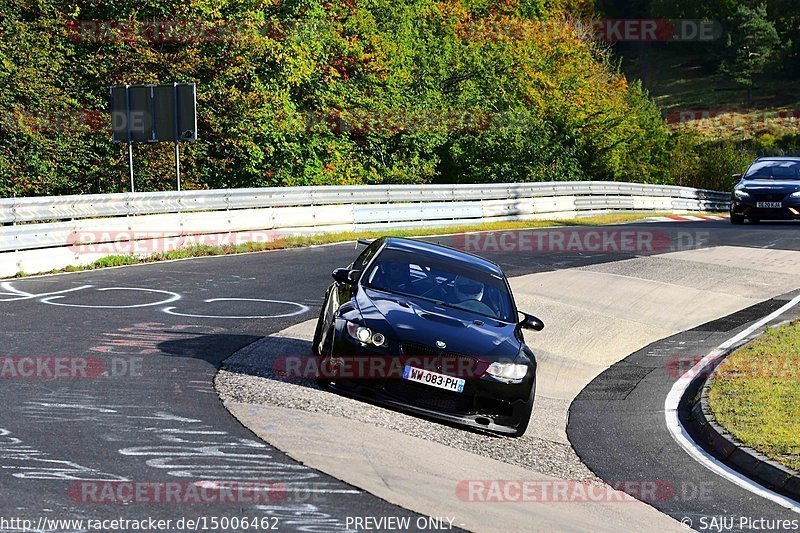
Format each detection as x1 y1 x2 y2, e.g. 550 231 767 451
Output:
382 237 504 276
754 157 800 162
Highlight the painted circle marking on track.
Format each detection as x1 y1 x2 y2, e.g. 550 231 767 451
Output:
0 283 95 302
162 298 309 319
39 288 182 309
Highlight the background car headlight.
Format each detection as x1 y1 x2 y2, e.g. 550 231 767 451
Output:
345 322 386 346
486 362 528 382
734 189 750 199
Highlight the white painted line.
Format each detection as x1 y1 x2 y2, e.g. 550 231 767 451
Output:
40 287 181 309
163 298 309 319
682 216 705 221
664 293 800 513
0 281 94 302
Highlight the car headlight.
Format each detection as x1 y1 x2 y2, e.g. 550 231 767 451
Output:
345 322 386 347
486 362 528 382
734 189 751 199
790 191 800 198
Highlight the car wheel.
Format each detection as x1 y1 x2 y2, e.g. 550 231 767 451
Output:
311 298 328 356
730 213 745 225
315 325 335 389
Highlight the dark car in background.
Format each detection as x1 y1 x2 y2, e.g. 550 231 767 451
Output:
311 237 544 437
730 157 800 224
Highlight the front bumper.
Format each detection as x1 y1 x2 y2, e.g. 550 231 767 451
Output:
731 198 800 220
325 327 536 435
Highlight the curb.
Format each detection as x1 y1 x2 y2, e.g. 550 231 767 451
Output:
687 358 800 502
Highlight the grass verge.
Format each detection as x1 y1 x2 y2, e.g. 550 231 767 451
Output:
10 211 679 278
708 320 800 472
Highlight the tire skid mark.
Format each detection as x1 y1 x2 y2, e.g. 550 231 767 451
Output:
0 428 126 481
19 396 340 487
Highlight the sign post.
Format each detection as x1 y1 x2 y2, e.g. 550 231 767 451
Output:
175 142 181 192
128 143 134 193
110 83 197 192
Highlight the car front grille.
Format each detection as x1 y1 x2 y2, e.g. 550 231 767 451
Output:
400 342 441 358
400 342 489 378
749 192 787 201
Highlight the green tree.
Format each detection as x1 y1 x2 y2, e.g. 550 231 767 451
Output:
0 0 678 196
719 4 781 103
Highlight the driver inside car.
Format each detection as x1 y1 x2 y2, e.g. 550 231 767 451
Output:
372 261 412 293
452 275 496 317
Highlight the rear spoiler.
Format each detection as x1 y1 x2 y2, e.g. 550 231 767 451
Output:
356 238 373 247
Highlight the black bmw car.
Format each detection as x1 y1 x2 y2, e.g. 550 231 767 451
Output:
311 237 544 437
730 157 800 224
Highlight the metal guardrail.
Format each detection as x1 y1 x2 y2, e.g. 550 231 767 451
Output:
0 182 731 255
0 182 730 224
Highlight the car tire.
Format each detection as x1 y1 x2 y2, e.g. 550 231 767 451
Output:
311 298 328 356
730 213 745 225
315 325 335 389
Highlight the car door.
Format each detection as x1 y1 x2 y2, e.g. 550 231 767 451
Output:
336 237 383 307
321 238 385 343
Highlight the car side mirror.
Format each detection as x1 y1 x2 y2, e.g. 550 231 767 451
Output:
332 268 358 285
519 312 545 331
732 173 743 180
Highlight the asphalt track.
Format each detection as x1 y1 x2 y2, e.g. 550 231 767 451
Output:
569 294 800 532
1 219 799 532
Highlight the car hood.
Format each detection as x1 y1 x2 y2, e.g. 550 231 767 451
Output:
740 180 800 195
356 288 522 360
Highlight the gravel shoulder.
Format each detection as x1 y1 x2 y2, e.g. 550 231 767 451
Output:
214 325 598 482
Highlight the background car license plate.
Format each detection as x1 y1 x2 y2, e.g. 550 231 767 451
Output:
403 366 465 393
757 202 782 208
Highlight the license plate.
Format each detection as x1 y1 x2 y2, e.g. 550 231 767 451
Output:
757 202 782 208
403 366 465 393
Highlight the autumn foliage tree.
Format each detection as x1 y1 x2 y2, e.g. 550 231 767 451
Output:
0 0 673 196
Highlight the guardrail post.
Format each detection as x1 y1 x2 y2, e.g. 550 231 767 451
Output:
12 197 18 253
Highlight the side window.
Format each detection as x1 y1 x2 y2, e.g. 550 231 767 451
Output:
353 240 382 271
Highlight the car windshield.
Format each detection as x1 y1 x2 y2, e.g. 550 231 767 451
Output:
363 248 515 322
744 160 800 179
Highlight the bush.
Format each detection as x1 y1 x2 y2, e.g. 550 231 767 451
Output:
666 129 800 192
